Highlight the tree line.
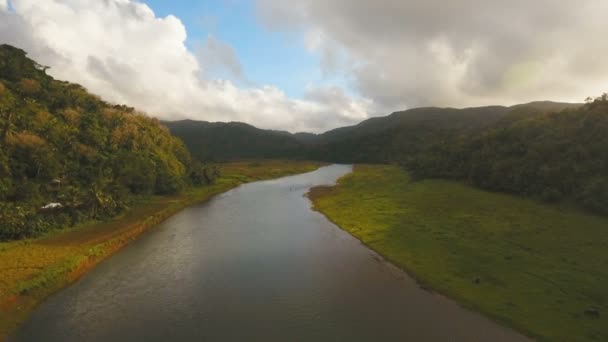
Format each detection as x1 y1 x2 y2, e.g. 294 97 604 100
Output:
405 95 608 215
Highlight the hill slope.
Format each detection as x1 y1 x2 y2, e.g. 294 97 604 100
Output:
0 44 215 240
166 102 581 163
407 96 607 214
163 120 304 161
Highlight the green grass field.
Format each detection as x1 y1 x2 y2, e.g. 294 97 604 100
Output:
309 165 608 342
0 160 323 340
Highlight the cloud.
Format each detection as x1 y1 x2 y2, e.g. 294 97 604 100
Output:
256 0 608 109
195 35 247 84
302 86 372 131
6 1 604 134
0 0 373 132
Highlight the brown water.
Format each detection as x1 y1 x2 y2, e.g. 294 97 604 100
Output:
11 165 530 341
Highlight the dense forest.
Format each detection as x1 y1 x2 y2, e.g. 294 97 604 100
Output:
406 95 608 214
0 45 217 240
163 120 303 161
166 107 517 163
167 102 581 164
303 106 513 163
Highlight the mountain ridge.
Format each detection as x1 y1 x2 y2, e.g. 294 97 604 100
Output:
164 101 582 162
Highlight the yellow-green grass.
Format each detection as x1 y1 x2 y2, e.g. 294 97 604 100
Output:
0 160 323 340
309 165 608 342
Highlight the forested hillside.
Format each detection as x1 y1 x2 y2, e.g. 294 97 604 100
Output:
0 45 216 240
163 120 303 161
406 95 608 214
167 102 580 164
306 106 513 162
166 107 516 162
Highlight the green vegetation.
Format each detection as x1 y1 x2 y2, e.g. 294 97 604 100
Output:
304 105 514 163
309 165 608 342
406 95 608 215
0 44 218 240
166 102 581 164
163 120 304 161
166 99 608 217
0 160 323 340
166 106 516 163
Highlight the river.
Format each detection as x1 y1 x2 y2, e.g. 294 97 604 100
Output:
11 165 530 341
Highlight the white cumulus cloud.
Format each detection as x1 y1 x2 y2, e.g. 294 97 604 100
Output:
0 0 373 132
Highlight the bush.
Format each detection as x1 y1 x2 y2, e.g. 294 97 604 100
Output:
540 188 563 203
578 179 608 215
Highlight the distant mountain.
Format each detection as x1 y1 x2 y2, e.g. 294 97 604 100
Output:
162 120 304 161
165 101 582 163
313 102 583 163
305 106 512 163
509 100 582 112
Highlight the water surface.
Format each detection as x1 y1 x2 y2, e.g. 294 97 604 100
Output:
13 165 529 341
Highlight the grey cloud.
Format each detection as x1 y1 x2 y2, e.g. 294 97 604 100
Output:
87 56 142 101
196 35 248 84
318 43 344 78
257 0 608 109
0 8 65 67
303 86 372 131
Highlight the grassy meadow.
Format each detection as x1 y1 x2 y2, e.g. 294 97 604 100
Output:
0 160 323 340
309 165 608 342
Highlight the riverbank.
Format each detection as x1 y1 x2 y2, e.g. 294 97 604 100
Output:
308 165 608 342
0 160 323 340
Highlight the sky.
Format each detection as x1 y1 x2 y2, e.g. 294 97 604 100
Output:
1 0 607 132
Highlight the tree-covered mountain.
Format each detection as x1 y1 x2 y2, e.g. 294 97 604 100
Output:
166 101 581 163
304 106 513 163
162 120 304 161
406 95 608 214
0 44 216 240
311 102 582 163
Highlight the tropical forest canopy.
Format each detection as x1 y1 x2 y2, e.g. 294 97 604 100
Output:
405 95 608 215
0 44 217 240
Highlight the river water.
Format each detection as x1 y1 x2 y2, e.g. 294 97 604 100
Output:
12 165 530 341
